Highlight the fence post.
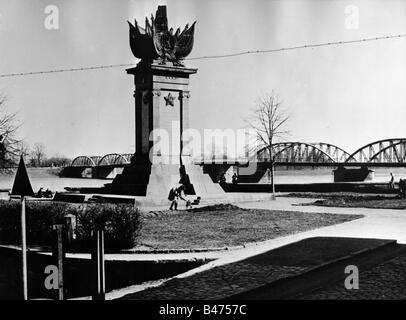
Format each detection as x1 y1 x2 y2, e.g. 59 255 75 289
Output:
52 224 66 300
91 228 105 300
21 196 28 300
64 214 76 243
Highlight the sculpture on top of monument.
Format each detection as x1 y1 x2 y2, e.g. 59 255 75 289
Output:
128 5 196 67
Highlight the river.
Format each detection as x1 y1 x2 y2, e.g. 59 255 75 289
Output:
0 168 107 193
1 167 406 195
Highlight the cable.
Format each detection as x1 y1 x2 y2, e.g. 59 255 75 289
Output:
186 33 406 60
0 64 133 78
0 33 405 78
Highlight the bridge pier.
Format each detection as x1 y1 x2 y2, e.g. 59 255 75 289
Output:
333 166 374 182
201 163 234 182
59 167 92 178
92 167 124 179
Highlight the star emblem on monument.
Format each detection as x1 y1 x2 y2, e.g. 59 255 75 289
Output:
164 93 175 106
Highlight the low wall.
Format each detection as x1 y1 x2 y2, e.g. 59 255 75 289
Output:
0 246 209 300
222 182 397 194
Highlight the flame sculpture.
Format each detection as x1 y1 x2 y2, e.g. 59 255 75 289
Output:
128 6 196 67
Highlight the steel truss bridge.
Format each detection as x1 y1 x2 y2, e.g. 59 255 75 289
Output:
198 139 406 167
70 153 134 167
254 138 406 167
67 139 406 168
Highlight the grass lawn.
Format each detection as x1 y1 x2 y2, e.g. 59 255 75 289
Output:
286 192 406 210
135 204 363 250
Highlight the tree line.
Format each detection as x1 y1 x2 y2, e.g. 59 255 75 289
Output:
0 95 71 168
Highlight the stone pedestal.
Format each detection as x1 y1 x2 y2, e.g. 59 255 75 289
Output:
107 61 226 203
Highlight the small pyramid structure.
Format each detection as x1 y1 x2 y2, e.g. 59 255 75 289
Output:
11 156 35 197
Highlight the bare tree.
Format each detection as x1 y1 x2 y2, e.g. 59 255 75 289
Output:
0 95 21 167
246 92 290 198
43 156 72 167
19 141 31 159
32 143 46 167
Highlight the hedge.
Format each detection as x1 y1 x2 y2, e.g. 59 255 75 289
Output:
0 200 142 251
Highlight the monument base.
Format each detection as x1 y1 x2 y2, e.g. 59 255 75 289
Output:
104 156 226 205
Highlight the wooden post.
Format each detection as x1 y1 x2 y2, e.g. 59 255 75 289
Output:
21 196 28 300
99 230 105 299
64 214 76 243
92 228 105 300
52 225 66 300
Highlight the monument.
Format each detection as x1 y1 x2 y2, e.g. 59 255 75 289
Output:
105 6 225 204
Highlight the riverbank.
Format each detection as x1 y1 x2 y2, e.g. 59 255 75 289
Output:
284 192 406 210
2 166 406 195
0 167 107 193
0 166 61 177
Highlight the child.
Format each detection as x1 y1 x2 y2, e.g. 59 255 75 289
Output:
168 184 186 210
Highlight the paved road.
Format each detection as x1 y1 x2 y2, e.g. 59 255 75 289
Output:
298 254 406 299
109 196 406 299
119 237 391 300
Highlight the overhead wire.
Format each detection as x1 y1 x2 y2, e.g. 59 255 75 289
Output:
1 33 405 78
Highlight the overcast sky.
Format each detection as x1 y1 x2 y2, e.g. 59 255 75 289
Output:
0 0 405 158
